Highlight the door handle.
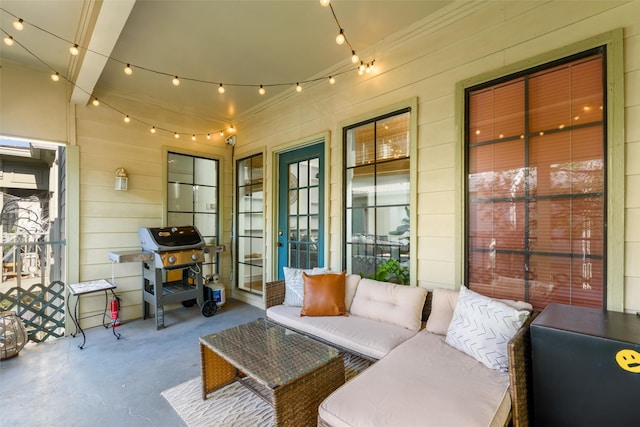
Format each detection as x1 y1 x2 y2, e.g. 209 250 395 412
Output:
276 242 283 247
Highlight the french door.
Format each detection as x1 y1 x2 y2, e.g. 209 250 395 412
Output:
276 143 325 279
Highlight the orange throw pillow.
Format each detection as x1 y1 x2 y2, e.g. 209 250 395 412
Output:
300 271 347 316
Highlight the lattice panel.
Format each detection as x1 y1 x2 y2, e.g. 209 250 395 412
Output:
0 281 65 343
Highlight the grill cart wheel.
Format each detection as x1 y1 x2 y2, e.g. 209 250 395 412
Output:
201 300 217 317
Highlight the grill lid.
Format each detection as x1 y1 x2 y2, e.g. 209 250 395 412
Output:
139 226 205 252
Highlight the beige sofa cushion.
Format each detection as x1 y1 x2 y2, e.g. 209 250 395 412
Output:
267 304 417 360
319 330 511 427
349 278 427 331
426 287 459 335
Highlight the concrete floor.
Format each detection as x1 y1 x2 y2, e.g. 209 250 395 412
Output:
0 299 263 427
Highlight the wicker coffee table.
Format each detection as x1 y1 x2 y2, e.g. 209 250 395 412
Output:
199 318 345 426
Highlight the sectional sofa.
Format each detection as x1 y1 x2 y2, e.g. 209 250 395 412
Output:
265 270 536 427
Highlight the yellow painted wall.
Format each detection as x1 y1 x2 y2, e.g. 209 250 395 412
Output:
1 1 638 322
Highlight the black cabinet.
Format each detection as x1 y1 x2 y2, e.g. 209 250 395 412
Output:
531 303 640 427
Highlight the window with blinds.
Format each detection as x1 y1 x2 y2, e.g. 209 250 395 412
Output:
466 49 605 310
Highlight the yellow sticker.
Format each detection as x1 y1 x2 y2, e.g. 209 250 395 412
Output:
615 349 640 373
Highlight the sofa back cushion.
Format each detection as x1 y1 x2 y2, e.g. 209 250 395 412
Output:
300 271 347 316
350 278 427 331
425 288 459 335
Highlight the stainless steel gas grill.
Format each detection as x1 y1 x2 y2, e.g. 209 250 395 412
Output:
138 225 217 329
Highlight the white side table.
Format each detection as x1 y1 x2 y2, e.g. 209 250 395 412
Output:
68 279 121 349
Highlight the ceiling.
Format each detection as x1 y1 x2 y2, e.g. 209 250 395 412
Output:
1 0 451 134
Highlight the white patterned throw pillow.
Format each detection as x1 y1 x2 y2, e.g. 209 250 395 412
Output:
445 286 531 372
283 267 327 307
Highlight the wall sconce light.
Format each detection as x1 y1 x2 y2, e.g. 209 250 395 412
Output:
115 168 128 191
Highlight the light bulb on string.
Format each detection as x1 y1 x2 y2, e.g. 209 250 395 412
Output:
92 98 100 106
150 126 156 134
174 132 180 139
192 135 196 141
3 36 14 46
336 29 345 45
51 72 60 82
172 76 180 86
69 44 79 56
259 85 266 95
124 115 130 123
351 51 359 64
228 125 235 133
358 61 366 72
207 134 211 140
13 19 24 31
329 76 336 84
296 83 302 92
124 64 133 75
320 0 331 6
218 84 225 94
219 130 224 136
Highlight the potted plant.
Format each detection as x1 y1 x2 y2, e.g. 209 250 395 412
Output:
372 258 409 286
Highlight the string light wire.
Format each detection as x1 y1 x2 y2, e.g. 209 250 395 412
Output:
0 4 376 139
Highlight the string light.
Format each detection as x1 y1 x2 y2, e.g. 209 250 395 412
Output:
351 51 359 64
218 83 225 94
1 7 375 142
192 135 196 141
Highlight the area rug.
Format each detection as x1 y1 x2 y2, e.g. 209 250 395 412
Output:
161 353 372 427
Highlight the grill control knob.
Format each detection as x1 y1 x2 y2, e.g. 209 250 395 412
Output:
167 255 177 264
191 253 200 261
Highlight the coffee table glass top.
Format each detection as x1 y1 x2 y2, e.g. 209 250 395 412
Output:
200 318 341 389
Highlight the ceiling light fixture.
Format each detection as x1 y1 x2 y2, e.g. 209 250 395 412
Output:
3 36 14 46
92 98 100 106
172 76 180 86
259 85 266 95
13 18 24 31
124 64 133 75
69 44 79 56
124 115 130 123
192 135 196 141
150 126 156 133
228 125 235 133
51 72 60 82
174 132 180 138
207 134 211 140
329 76 335 84
335 29 345 45
351 51 359 63
296 83 302 92
218 84 225 94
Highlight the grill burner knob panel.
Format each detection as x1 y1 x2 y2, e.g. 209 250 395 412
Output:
191 253 199 261
168 255 177 265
